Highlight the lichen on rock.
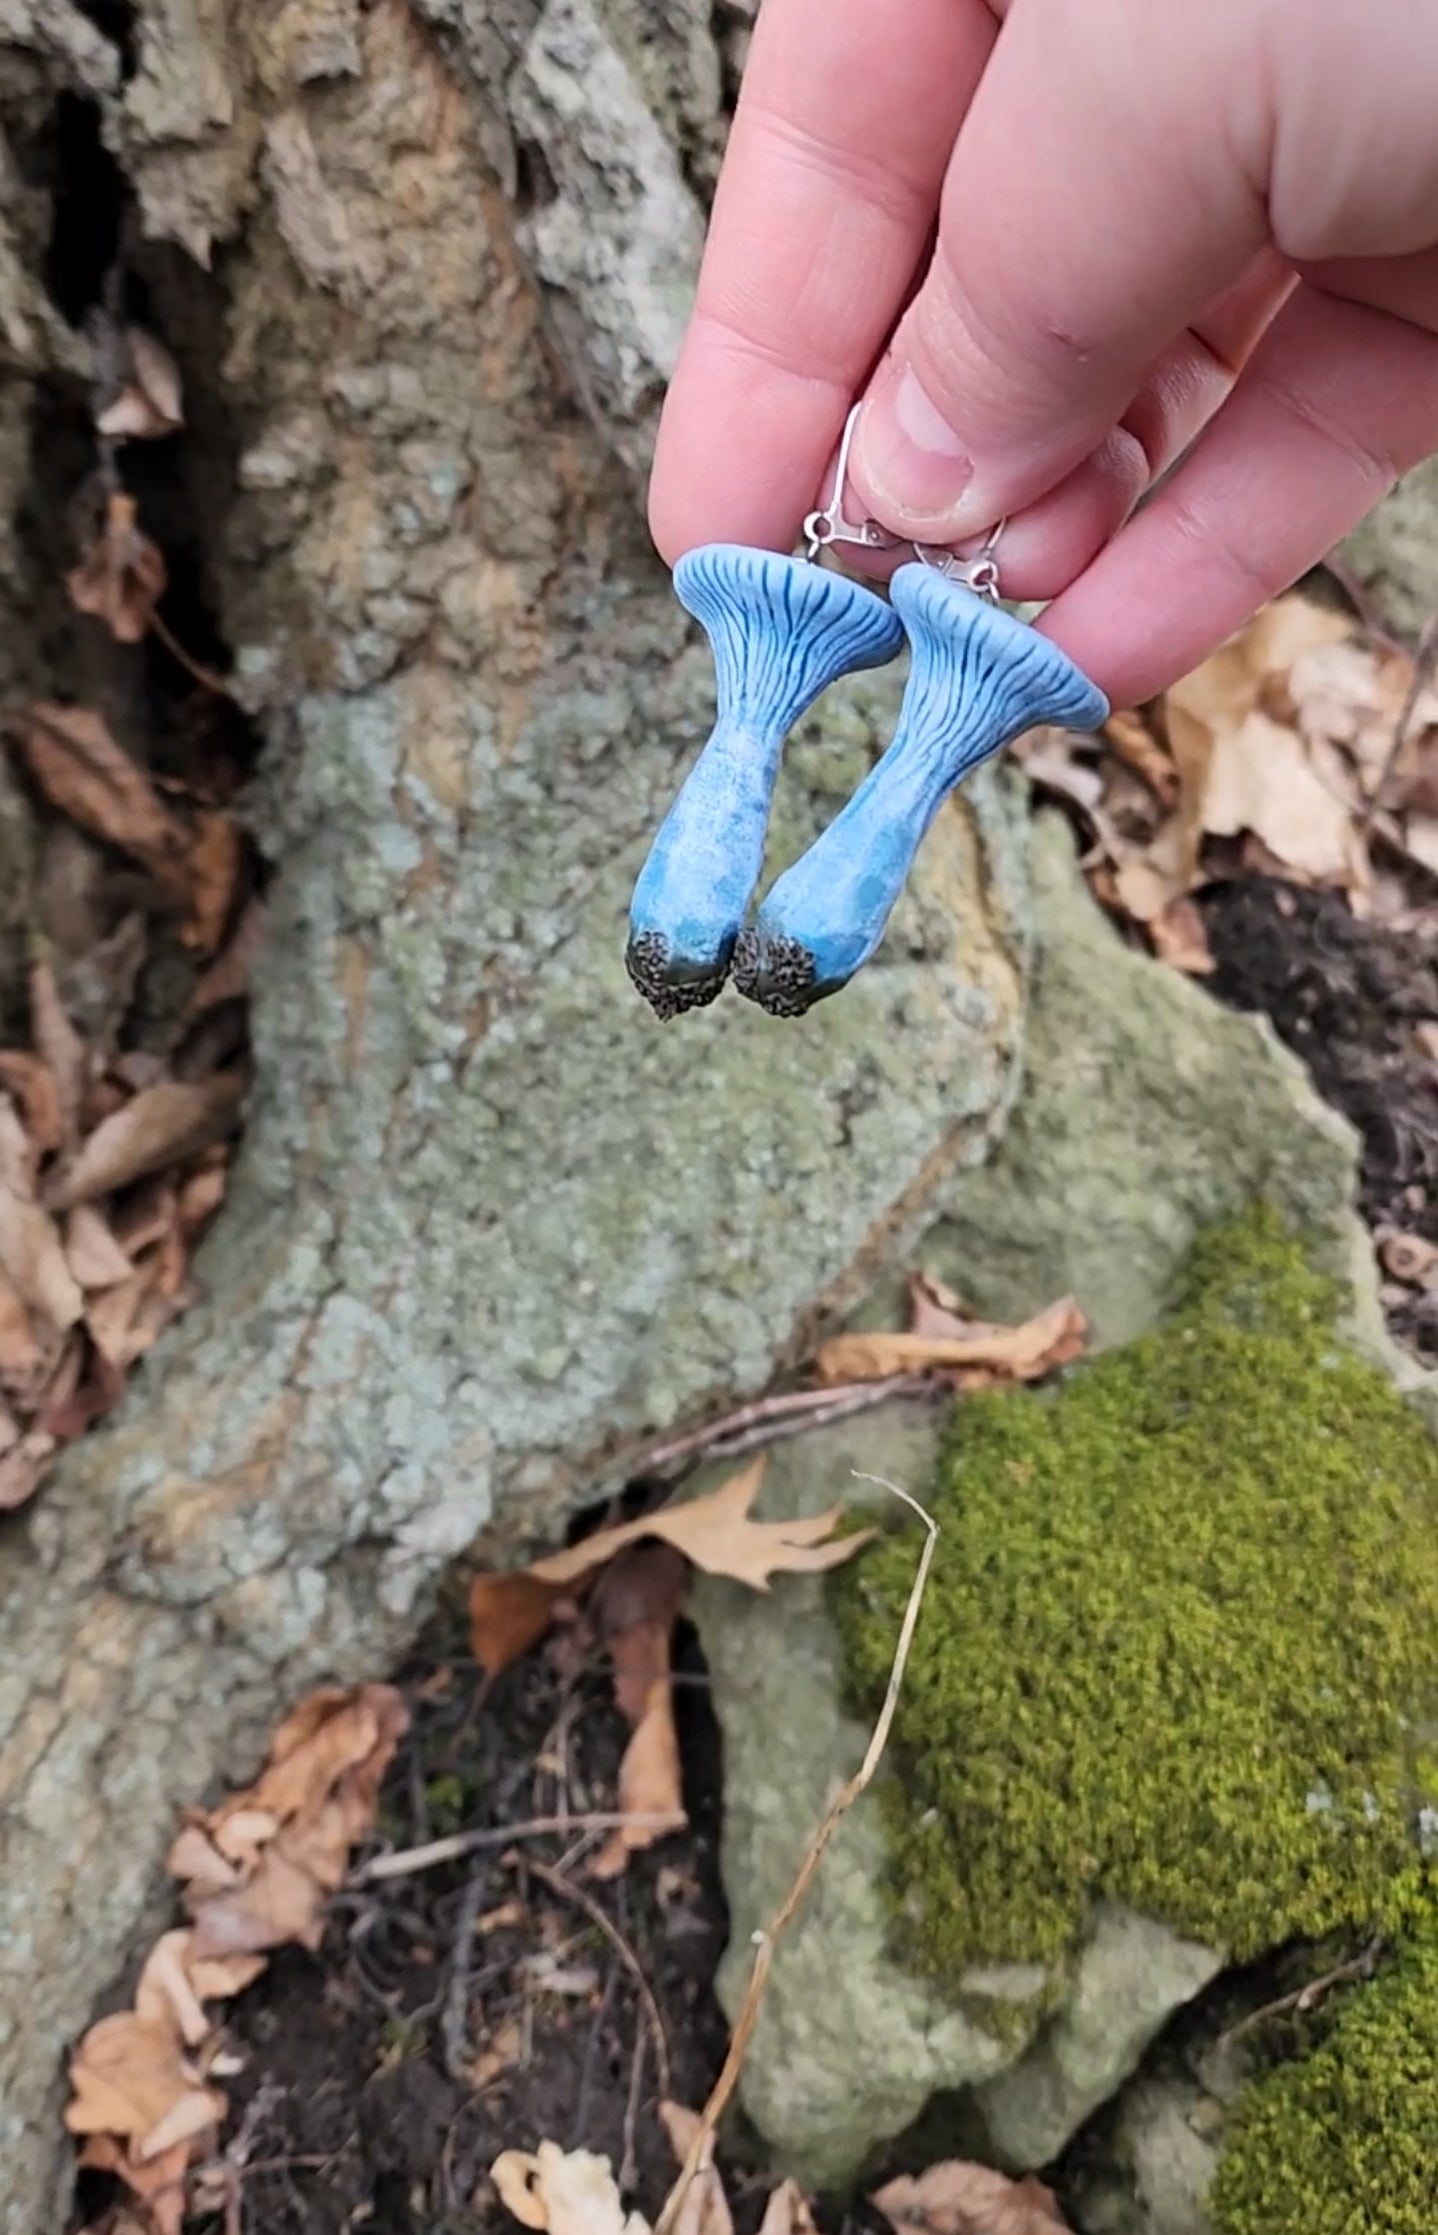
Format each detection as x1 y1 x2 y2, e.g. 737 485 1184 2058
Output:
835 1207 1438 1986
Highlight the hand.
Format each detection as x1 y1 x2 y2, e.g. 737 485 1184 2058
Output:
648 0 1438 708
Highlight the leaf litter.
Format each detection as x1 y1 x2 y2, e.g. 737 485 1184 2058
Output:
1015 589 1438 974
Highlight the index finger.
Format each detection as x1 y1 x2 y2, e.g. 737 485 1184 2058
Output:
648 0 996 566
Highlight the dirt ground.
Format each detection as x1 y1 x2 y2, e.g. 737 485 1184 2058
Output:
59 819 1438 2235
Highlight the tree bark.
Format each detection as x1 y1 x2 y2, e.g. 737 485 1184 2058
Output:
0 4 1031 2224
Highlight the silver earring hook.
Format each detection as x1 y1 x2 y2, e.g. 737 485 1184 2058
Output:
913 516 1007 603
803 404 900 562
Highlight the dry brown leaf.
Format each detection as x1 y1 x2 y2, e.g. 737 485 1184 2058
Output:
0 1266 43 1383
873 2163 1071 2235
78 2134 195 2235
470 1569 575 1679
491 2143 648 2235
471 1459 872 1673
0 1100 85 1330
67 493 169 645
593 1543 691 1722
66 1203 135 1290
183 810 242 956
30 959 88 1140
814 1295 1087 1389
658 2103 733 2235
133 1931 211 2049
9 704 191 887
180 1684 408 1959
0 1427 55 1510
1147 895 1216 976
187 897 266 1018
97 328 185 441
64 2010 223 2155
758 2185 819 2235
0 1051 63 1156
590 1676 687 1880
48 1072 245 1210
1201 709 1368 891
472 2013 525 2089
532 1456 874 1594
1102 708 1179 806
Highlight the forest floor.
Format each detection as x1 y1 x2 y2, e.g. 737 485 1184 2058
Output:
34 550 1437 2235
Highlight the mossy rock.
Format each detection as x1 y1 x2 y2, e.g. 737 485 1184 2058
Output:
836 1210 1438 1981
1204 1877 1438 2235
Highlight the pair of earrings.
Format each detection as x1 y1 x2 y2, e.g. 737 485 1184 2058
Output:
626 410 1108 1021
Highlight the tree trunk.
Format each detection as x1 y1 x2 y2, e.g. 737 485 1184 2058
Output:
0 5 1032 2224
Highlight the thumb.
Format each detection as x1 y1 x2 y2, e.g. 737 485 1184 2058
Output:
851 0 1271 543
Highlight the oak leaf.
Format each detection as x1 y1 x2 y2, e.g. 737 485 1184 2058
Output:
873 2162 1071 2235
470 1458 872 1677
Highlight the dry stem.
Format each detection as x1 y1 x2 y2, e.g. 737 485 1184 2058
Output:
653 1473 937 2235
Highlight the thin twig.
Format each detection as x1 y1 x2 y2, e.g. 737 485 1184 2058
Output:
1217 1936 1384 2049
619 2026 647 2194
442 1859 488 2080
517 1851 671 2100
148 607 235 696
349 1812 681 1886
634 1375 935 1478
654 1472 937 2235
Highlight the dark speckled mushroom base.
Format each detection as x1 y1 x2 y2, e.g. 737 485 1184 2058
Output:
730 926 827 1018
623 928 732 1020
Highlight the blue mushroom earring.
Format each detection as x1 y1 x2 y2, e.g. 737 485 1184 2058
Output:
732 545 1109 1015
627 416 1109 1021
625 411 904 1019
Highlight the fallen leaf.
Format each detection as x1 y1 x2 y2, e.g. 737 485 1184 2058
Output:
180 1685 408 1959
1101 708 1179 806
814 1296 1087 1388
658 2103 733 2235
873 2162 1072 2235
66 1203 135 1290
470 1460 872 1675
491 2143 648 2235
533 1457 874 1594
67 492 169 645
183 811 242 956
1147 895 1216 976
29 960 88 1141
47 1072 245 1209
1202 709 1368 891
0 1267 43 1385
590 1676 687 1880
97 328 185 441
187 897 266 1018
0 1052 63 1156
593 1543 691 1722
0 1102 84 1330
64 2011 223 2156
0 1427 56 1510
470 1569 576 1680
9 705 191 889
77 2134 195 2235
758 2186 819 2235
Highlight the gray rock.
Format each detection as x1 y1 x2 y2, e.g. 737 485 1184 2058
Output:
973 1910 1223 2173
1074 2076 1222 2235
1337 460 1438 641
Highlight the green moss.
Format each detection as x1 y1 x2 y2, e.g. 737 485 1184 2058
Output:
1210 1877 1438 2235
834 1207 1438 1977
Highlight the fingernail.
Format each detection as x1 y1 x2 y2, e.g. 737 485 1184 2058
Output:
855 363 976 534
